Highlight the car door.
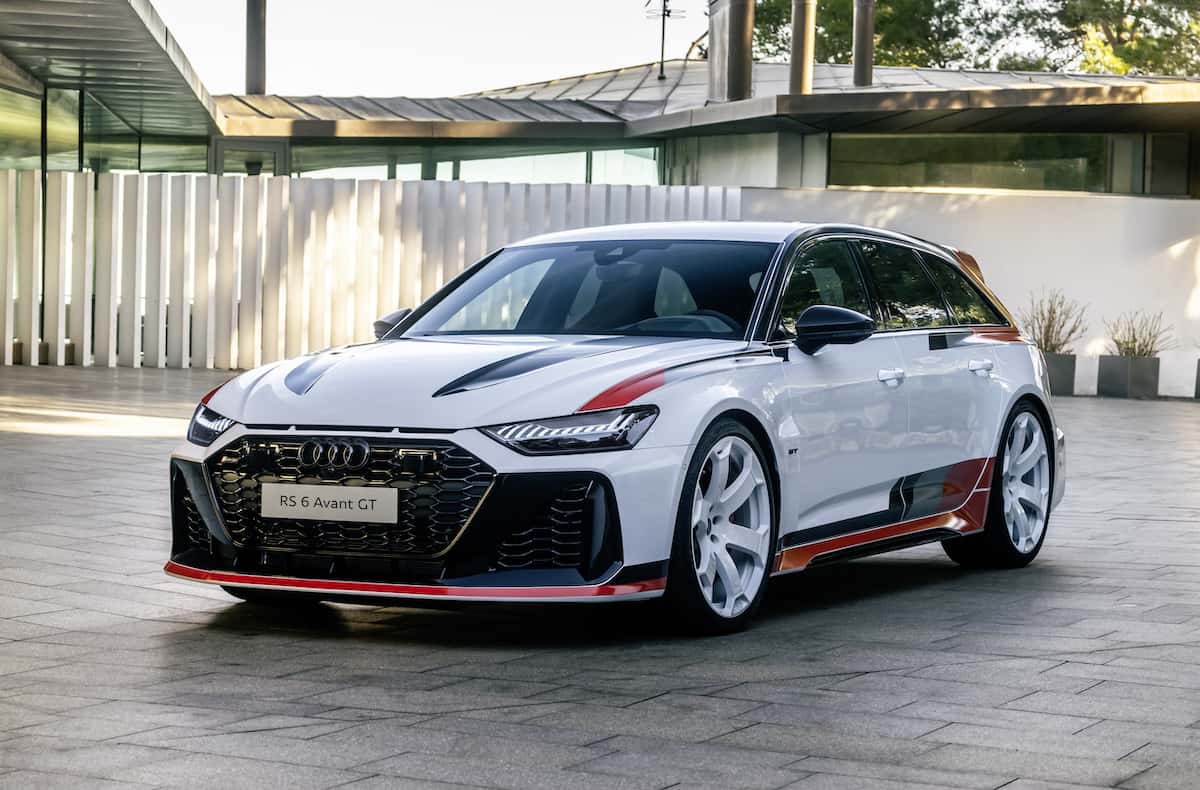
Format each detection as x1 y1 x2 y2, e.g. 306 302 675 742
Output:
919 251 1011 460
774 239 911 539
854 240 1000 520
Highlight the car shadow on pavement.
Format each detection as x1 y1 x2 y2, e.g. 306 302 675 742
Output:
195 555 982 647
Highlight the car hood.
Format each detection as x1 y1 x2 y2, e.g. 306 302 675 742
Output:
209 334 749 429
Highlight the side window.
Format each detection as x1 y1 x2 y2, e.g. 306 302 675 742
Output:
776 240 871 338
921 254 1004 326
858 242 951 330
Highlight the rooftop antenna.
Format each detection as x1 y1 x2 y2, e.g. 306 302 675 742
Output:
645 0 687 80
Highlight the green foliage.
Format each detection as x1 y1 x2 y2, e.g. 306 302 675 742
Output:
753 0 1004 68
752 0 1200 75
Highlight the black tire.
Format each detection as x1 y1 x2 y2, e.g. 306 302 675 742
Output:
221 586 323 606
664 418 778 635
943 401 1052 569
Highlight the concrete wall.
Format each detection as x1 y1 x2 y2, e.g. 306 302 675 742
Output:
743 185 1200 398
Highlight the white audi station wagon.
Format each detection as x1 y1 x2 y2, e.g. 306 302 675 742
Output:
168 222 1066 633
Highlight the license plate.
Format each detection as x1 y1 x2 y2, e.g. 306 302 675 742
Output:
260 483 397 524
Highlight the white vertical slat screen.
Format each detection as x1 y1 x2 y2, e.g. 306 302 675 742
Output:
4 171 742 369
192 175 217 370
15 171 41 365
167 174 195 369
93 174 121 367
117 173 144 368
70 172 95 368
0 170 16 366
43 172 70 366
237 176 266 370
262 176 288 363
143 174 170 368
214 176 241 370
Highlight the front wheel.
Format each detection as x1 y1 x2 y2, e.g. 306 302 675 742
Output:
664 419 777 634
943 401 1053 568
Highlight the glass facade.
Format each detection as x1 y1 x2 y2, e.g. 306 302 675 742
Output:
831 134 1109 192
290 142 661 185
44 88 79 171
0 84 42 169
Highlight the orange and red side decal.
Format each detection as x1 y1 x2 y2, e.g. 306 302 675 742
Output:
773 457 994 574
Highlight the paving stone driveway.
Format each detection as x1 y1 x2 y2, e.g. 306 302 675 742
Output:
0 367 1199 790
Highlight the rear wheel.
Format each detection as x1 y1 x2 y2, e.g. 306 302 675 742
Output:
943 401 1052 568
664 419 777 634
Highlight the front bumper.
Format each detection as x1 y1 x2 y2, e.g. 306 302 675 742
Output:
167 426 687 603
1052 426 1067 510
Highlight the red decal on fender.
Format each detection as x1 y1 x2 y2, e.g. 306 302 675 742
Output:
579 369 666 412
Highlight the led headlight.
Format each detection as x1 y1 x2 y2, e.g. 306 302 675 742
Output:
482 406 658 455
187 404 238 447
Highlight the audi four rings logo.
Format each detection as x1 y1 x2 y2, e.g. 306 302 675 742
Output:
299 439 371 470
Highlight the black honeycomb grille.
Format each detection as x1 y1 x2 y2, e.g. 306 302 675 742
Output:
208 438 495 557
182 493 210 552
496 481 591 570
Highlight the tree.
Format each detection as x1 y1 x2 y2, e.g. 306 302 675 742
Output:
752 0 1200 76
1002 1 1200 75
753 0 1004 69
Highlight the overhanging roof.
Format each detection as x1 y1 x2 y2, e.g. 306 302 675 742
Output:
214 94 660 141
477 59 1200 137
0 0 221 136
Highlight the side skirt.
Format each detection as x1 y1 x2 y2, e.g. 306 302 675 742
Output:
772 459 994 575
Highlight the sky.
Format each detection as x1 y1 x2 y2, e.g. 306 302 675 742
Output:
151 0 711 98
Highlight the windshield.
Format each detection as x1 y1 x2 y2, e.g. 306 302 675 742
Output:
403 240 779 339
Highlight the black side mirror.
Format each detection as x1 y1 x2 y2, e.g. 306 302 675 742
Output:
373 308 411 340
792 305 876 355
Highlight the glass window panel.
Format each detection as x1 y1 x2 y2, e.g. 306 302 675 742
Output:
140 139 208 172
222 148 275 175
0 85 43 170
776 240 871 338
45 88 79 171
921 254 1003 326
591 148 660 185
830 133 1109 193
458 152 587 183
82 92 138 173
858 241 950 330
1148 133 1188 196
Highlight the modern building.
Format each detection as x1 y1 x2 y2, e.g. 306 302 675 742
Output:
2 0 1199 197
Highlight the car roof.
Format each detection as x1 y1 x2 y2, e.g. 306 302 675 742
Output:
509 221 813 246
507 221 955 258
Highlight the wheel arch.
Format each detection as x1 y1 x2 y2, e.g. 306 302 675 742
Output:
1007 392 1056 469
706 408 783 535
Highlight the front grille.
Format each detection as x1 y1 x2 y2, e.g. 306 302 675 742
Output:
182 493 210 552
497 481 591 569
208 437 495 557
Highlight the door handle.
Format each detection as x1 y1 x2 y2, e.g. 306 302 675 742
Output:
968 359 994 377
878 368 906 387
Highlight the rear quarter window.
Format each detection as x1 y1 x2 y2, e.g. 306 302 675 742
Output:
921 254 1005 326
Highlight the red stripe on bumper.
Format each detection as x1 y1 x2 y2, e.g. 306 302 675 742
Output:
164 561 666 600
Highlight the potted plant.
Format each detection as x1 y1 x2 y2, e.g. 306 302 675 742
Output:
1098 311 1174 399
1018 289 1087 397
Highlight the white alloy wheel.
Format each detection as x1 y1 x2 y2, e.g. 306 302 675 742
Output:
691 435 772 618
1002 411 1051 554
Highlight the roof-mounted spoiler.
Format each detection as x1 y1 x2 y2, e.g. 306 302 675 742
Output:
949 248 985 282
